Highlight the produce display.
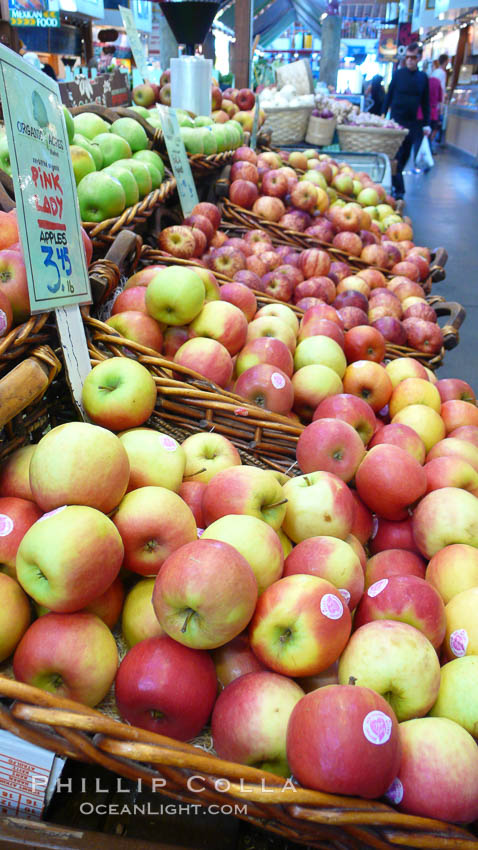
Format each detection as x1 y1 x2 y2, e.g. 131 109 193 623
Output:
0 69 476 849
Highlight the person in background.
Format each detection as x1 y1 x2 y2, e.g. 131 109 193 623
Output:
369 75 385 115
432 54 448 99
382 42 431 200
22 51 57 81
429 74 444 152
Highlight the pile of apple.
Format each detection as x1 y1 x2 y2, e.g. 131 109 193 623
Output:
2 339 478 827
0 208 93 332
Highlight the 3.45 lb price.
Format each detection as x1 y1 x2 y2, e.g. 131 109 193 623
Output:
41 246 73 294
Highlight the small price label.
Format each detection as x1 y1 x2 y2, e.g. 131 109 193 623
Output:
156 105 199 216
250 93 260 150
0 44 91 312
119 6 149 84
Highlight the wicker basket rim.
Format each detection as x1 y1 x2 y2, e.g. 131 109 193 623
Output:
263 104 314 112
337 124 408 135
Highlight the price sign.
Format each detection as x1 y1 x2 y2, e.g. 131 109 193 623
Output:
250 93 260 150
0 44 91 313
119 5 150 84
157 105 199 216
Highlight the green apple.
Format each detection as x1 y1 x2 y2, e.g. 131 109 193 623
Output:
210 124 227 152
228 119 244 143
382 214 402 228
94 132 132 167
202 514 283 595
194 115 214 127
145 265 205 325
122 578 164 647
77 171 126 222
200 127 218 155
73 112 110 140
62 106 75 144
376 203 395 220
110 117 148 152
114 158 152 198
133 149 165 181
130 105 150 119
364 205 378 220
0 133 11 175
180 127 203 155
70 144 96 185
302 170 327 189
177 113 194 128
0 573 31 662
81 357 157 431
73 133 103 169
429 656 478 736
103 164 139 207
146 114 163 129
119 428 186 492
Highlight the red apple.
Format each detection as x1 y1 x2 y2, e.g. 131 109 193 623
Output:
441 399 478 433
208 246 247 278
329 204 361 233
232 145 257 164
313 393 376 444
290 181 318 212
333 290 368 313
344 326 386 364
234 364 293 414
112 286 147 315
372 317 407 345
261 270 294 302
305 220 336 243
229 179 259 210
369 422 426 464
174 338 233 388
332 232 363 257
211 631 265 689
301 303 343 329
262 169 288 198
158 226 196 259
360 244 389 267
356 444 427 520
365 549 426 590
220 282 257 321
436 378 476 404
162 325 189 359
370 516 421 555
0 250 30 324
191 201 222 231
284 536 364 610
298 248 331 279
252 196 285 222
297 418 365 482
342 361 393 412
236 88 255 110
233 269 262 290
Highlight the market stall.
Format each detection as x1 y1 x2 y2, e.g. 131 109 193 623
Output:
0 26 477 850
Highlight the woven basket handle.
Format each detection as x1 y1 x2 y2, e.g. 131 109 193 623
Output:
0 168 15 212
69 103 119 123
431 300 465 350
429 246 448 283
0 344 61 427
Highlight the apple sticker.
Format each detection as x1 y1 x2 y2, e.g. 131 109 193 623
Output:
197 528 205 538
0 311 7 334
385 777 403 804
320 593 344 620
37 505 68 522
362 710 392 745
271 372 286 389
0 514 13 537
450 628 469 657
338 588 351 605
161 435 178 452
368 578 388 597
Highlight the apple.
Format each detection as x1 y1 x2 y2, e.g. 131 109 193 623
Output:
425 456 478 498
243 228 272 246
332 232 363 257
287 684 400 797
261 169 288 198
133 83 155 107
234 364 293 414
297 248 331 279
70 144 96 186
342 361 393 412
247 316 296 353
344 326 386 365
183 213 215 243
296 418 365 483
282 471 355 543
412 487 478 559
371 517 420 557
298 318 345 348
0 446 35 501
338 620 440 721
112 286 147 315
29 422 129 514
391 280 425 302
333 290 368 313
388 717 478 823
157 225 196 259
369 423 426 464
301 303 343 329
372 317 407 346
252 196 285 222
347 491 373 546
403 302 437 323
202 466 287 530
385 357 429 387
312 393 376 445
427 436 478 471
388 377 441 419
442 586 478 661
145 266 205 325
365 549 426 590
255 303 299 336
429 656 478 737
229 179 259 209
261 270 294 302
290 351 342 410
353 574 446 649
426 543 478 606
152 538 257 649
77 171 126 222
0 497 42 579
118 428 185 494
181 432 241 484
403 318 443 354
231 161 259 185
212 670 303 777
441 399 478 434
0 250 30 323
294 336 346 378
235 338 293 379
391 404 446 453
174 338 233 388
0 210 19 249
188 301 247 357
284 535 364 610
82 357 157 431
249 574 351 676
124 266 166 290
337 275 370 298
0 573 31 661
162 326 188 360
355 444 426 521
449 425 478 447
13 611 118 706
437 378 476 404
337 306 369 330
202 514 283 595
106 311 163 352
234 269 262 290
305 220 335 243
290 181 318 213
115 635 216 739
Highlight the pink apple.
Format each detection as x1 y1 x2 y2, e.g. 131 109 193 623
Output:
355 444 427 520
115 635 217 738
338 306 369 329
298 317 345 348
365 549 426 590
388 717 478 823
211 631 265 689
301 303 343 329
372 317 407 345
13 611 118 706
261 270 294 302
246 316 297 353
191 201 222 231
426 436 478 472
232 146 257 165
0 250 30 324
0 446 35 500
290 181 318 212
252 196 286 222
230 161 259 184
448 425 478 448
174 337 233 388
296 418 365 482
106 311 163 353
208 245 247 277
262 169 288 198
412 487 478 559
441 399 478 433
305 220 336 243
424 456 478 497
369 422 426 464
234 364 293 414
233 269 262 290
189 300 248 356
349 490 374 545
436 378 476 404
183 214 215 243
283 536 364 610
152 538 258 648
0 572 31 662
162 325 189 359
313 393 376 444
287 684 401 798
332 232 363 257
403 318 443 354
0 496 42 579
112 286 147 315
202 466 287 530
249 574 351 676
370 516 421 555
354 574 446 649
291 365 343 421
294 276 335 304
235 337 293 378
298 248 331 279
219 282 256 321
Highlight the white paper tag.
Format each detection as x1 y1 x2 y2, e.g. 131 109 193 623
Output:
363 710 392 745
450 628 469 657
0 729 65 819
368 578 388 597
320 593 344 620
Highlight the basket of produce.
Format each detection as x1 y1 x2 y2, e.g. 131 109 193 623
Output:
275 57 315 94
260 85 315 146
305 111 337 147
337 116 409 159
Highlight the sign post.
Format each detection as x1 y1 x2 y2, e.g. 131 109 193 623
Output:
156 105 198 216
119 5 150 84
0 44 92 415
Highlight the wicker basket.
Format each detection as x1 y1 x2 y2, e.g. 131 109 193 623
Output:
337 124 409 158
306 115 337 147
261 105 314 146
275 58 314 95
0 678 477 850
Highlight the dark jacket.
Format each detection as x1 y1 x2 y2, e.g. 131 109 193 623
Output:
383 67 430 126
370 76 385 115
